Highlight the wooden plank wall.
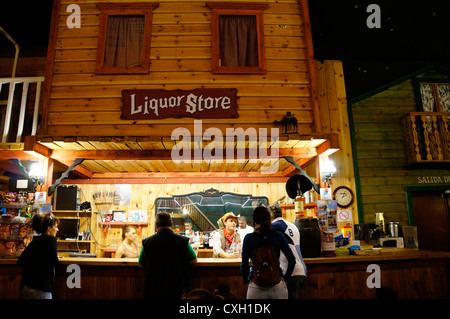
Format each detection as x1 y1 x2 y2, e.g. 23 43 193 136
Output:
45 0 315 137
316 60 359 222
351 78 450 225
0 57 46 77
72 182 287 256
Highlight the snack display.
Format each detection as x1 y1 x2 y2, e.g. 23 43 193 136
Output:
19 223 29 237
0 191 34 258
0 241 6 254
10 224 20 239
0 224 10 240
1 192 16 203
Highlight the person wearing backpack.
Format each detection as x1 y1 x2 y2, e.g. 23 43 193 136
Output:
269 203 307 299
240 206 296 299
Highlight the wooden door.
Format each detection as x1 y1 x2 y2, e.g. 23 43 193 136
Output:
411 190 450 252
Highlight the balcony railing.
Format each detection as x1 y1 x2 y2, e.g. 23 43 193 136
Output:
402 112 450 164
0 77 44 143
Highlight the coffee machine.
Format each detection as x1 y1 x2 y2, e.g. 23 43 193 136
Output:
375 212 385 234
370 212 386 242
375 213 404 247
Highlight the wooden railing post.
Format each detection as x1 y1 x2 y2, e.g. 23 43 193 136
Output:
410 114 422 162
402 112 450 164
431 115 443 160
439 116 450 160
420 115 433 160
0 76 45 143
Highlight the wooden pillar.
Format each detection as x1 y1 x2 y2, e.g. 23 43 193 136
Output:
36 158 54 203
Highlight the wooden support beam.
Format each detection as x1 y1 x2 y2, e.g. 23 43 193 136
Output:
0 150 40 160
317 133 340 156
0 160 25 176
23 136 52 158
50 147 317 161
63 171 289 184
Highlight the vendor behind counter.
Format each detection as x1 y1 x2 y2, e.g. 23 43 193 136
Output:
210 212 241 258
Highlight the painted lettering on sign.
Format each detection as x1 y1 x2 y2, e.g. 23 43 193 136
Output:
121 88 238 120
417 176 450 184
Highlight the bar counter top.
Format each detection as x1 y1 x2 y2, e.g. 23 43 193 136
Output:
2 248 450 266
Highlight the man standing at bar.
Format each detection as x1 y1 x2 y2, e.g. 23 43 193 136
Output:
269 204 307 299
139 212 197 299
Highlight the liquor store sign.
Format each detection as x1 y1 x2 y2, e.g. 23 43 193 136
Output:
121 88 238 120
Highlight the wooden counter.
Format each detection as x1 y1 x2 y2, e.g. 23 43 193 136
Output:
1 248 450 299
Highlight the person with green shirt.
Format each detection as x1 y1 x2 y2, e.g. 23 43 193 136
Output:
139 212 197 299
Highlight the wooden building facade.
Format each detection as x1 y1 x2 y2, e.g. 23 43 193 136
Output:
349 64 450 252
0 0 357 255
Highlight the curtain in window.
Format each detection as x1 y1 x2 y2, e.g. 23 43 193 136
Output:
219 15 258 67
104 15 145 68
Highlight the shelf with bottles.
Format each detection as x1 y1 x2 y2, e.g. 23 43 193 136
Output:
279 204 317 209
97 209 148 235
280 203 318 222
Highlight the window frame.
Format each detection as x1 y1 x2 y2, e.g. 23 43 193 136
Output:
413 77 450 112
95 2 159 75
206 2 268 74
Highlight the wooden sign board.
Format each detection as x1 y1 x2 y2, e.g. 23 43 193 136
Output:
121 88 238 120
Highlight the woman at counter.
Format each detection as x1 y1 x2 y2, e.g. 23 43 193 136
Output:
211 212 241 258
115 225 140 258
17 212 60 299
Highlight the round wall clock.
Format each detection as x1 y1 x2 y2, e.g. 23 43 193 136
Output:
333 186 354 208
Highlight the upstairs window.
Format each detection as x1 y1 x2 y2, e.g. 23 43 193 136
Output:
96 3 159 74
417 81 450 112
206 2 268 74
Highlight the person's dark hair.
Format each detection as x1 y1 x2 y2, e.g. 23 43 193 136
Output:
182 288 216 299
30 212 59 234
268 204 283 219
156 212 173 228
238 216 248 223
122 225 136 240
253 206 272 240
213 284 237 299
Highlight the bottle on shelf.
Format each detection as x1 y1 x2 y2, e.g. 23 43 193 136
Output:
203 232 209 248
199 232 204 248
294 184 306 219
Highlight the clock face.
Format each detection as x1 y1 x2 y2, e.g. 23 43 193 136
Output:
333 187 354 208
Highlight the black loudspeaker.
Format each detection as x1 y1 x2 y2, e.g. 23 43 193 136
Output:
55 186 77 210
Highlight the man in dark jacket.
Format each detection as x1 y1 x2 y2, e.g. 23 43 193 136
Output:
139 212 197 299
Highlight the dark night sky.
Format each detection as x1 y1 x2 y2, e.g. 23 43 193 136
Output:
1 0 449 100
308 0 450 100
